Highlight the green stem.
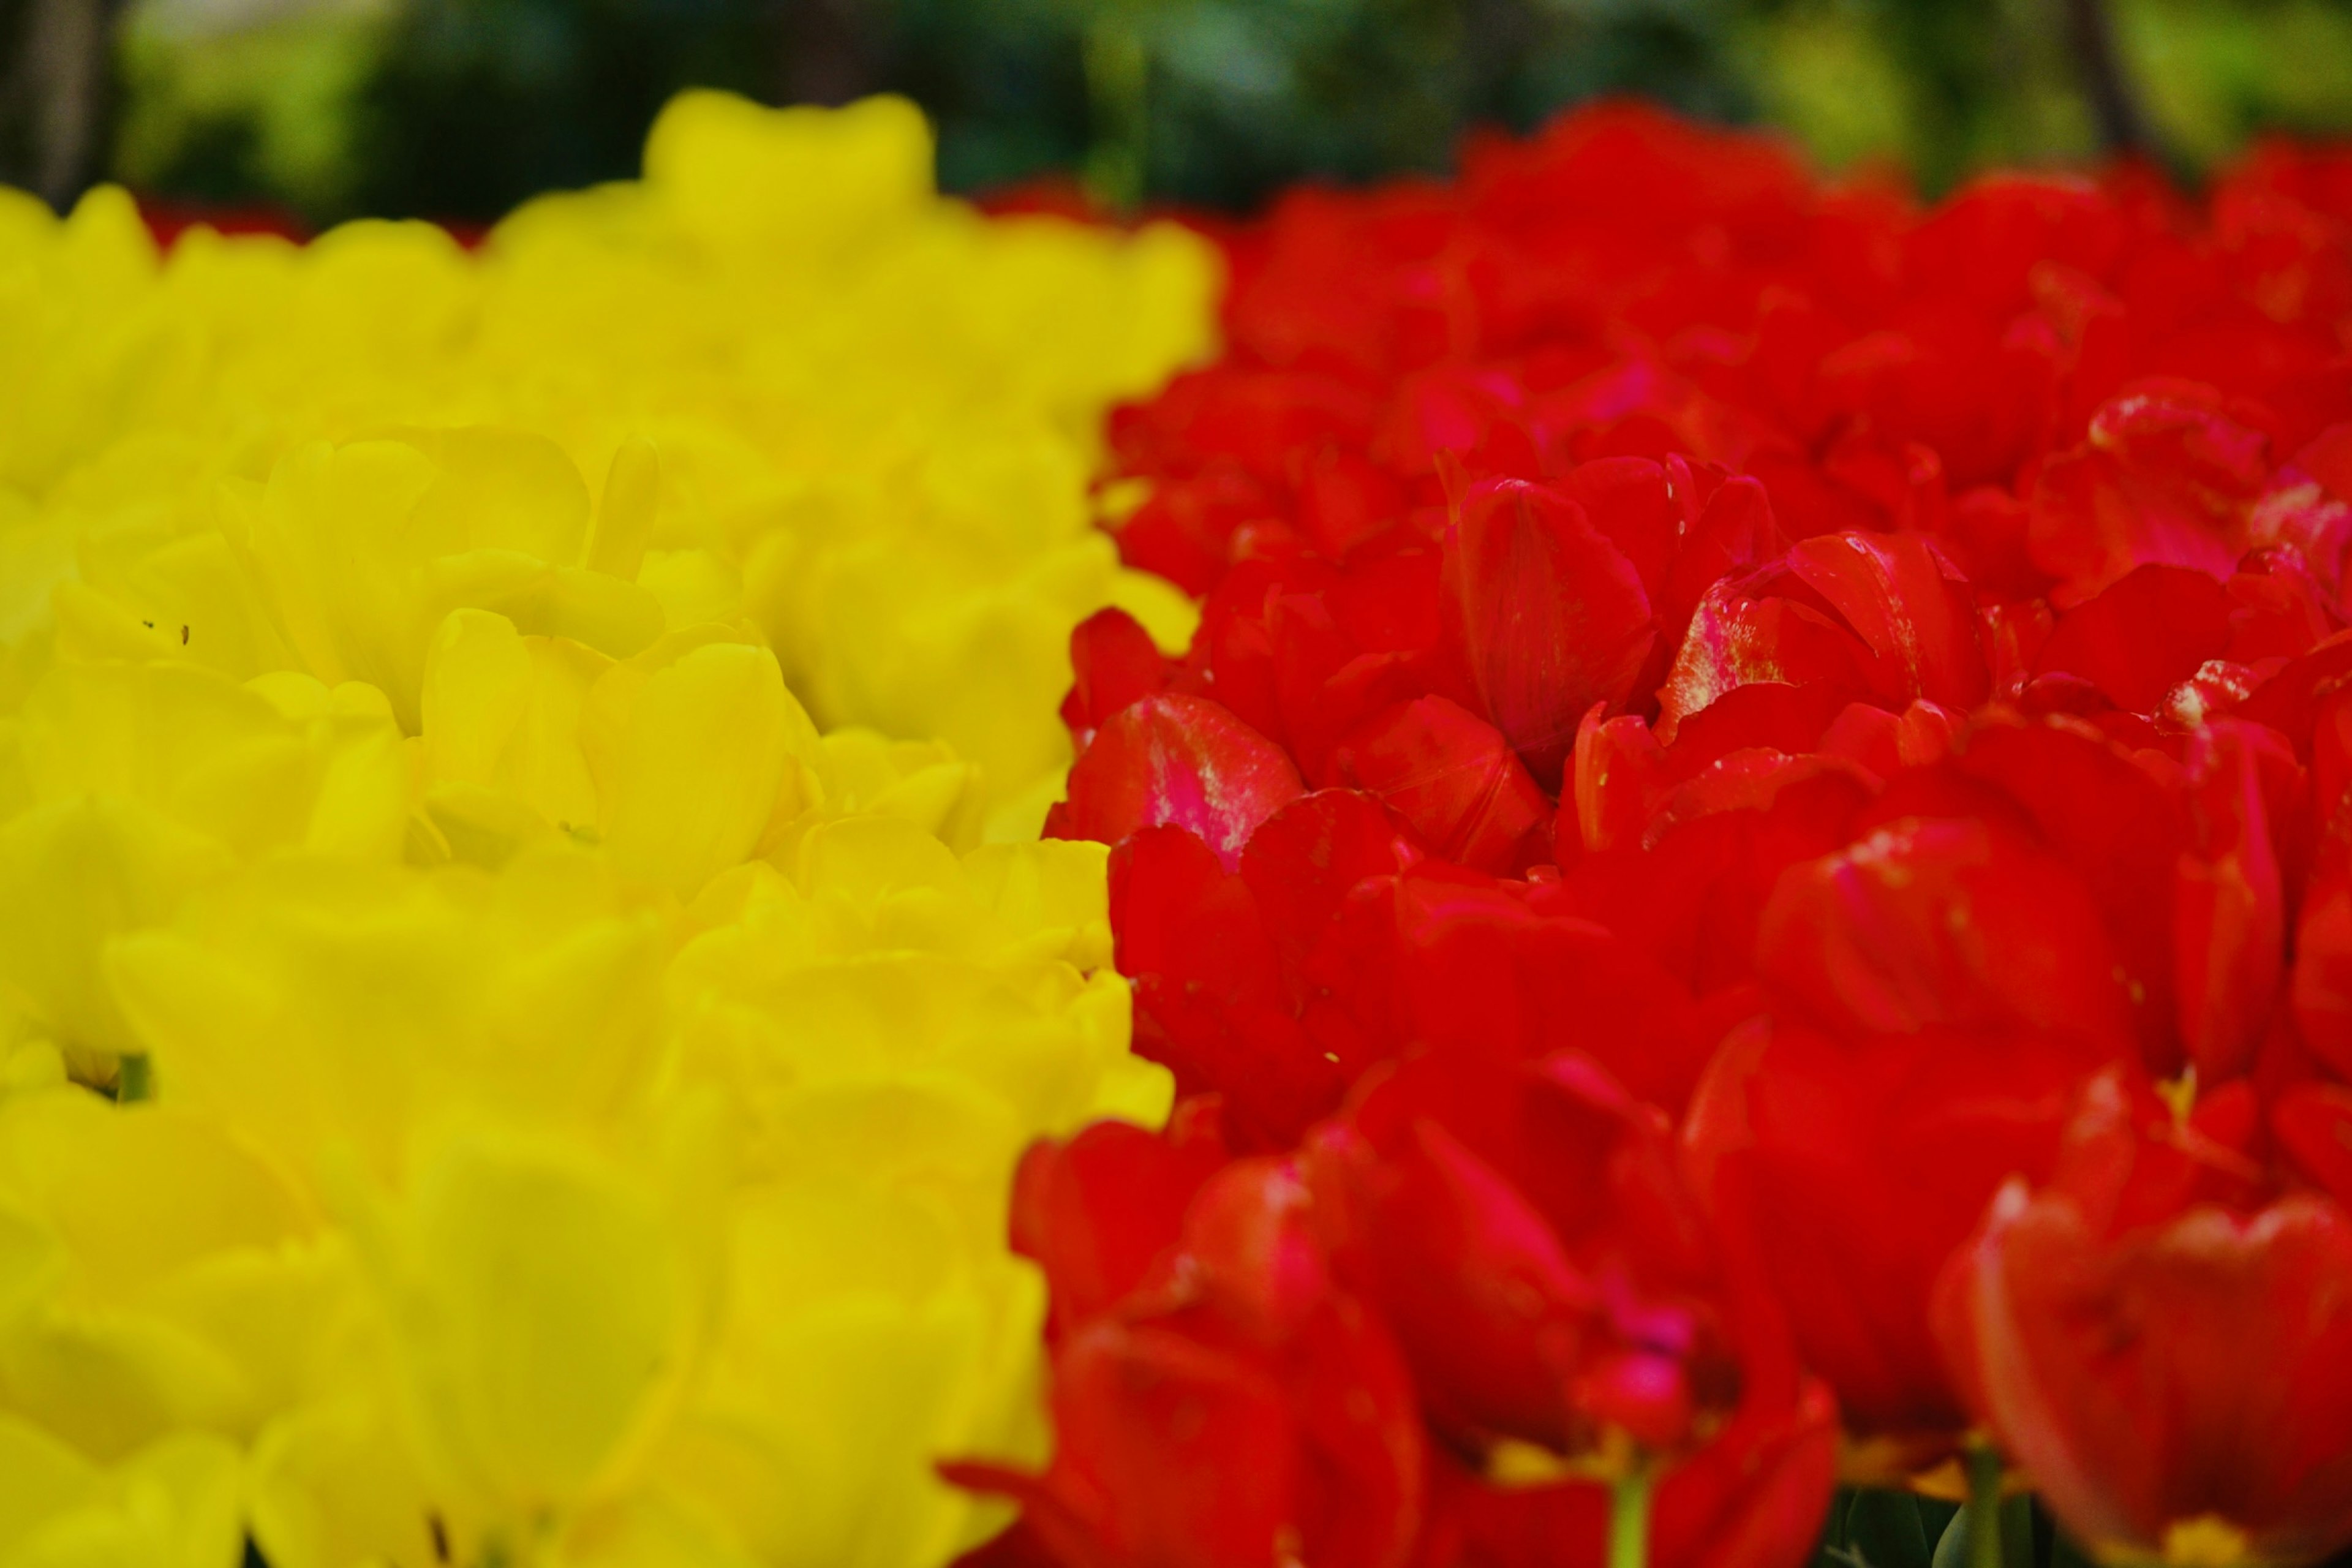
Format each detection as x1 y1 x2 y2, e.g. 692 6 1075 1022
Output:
1966 1441 2004 1568
1608 1460 1654 1568
116 1052 151 1104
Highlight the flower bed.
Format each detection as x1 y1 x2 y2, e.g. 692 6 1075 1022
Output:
0 91 1211 1567
992 104 2352 1568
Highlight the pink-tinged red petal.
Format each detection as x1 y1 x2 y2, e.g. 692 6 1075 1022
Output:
2174 722 2294 1082
1661 472 1787 635
1310 1108 1601 1450
1783 531 1989 712
2027 382 2272 604
1304 1049 1735 1460
1656 567 1877 742
2224 548 2336 664
1055 694 1306 869
2251 422 2352 610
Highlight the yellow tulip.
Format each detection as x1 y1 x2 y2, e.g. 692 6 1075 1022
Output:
0 91 1213 822
0 85 1212 1568
0 1089 342 1463
0 662 406 1075
108 850 675 1185
0 1414 243 1568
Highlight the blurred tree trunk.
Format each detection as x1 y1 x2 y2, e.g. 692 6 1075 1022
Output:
780 0 874 107
1080 13 1145 213
2057 0 2150 156
0 0 123 206
1462 0 1538 126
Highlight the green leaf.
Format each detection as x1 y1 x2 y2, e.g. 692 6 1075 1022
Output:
2049 1521 2100 1568
1845 1489 1938 1568
1928 1493 2041 1568
1930 1507 1975 1568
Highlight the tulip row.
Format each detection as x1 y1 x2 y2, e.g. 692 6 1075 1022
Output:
975 107 2352 1568
0 94 1216 1566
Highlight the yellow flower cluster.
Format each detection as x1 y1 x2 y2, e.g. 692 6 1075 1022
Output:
0 91 1213 1568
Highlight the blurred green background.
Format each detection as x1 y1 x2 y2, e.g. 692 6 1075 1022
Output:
7 0 2352 225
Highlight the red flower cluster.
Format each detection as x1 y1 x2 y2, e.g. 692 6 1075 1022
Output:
974 105 2352 1568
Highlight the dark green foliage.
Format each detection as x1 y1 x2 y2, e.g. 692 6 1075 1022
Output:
1812 1488 1942 1568
325 0 1759 219
345 0 784 220
1811 1488 2079 1568
106 1 2352 232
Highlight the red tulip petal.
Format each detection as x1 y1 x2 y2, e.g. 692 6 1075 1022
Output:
2027 382 2271 604
1011 1106 1232 1338
1335 696 1553 873
1758 815 2138 1046
1785 530 1988 712
1444 477 1657 786
1657 570 1876 742
1064 607 1172 744
2032 563 2236 714
2271 1082 2352 1209
2174 723 2291 1082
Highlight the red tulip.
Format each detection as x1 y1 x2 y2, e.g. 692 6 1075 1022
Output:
1302 1050 1728 1457
1440 476 1657 789
1022 99 2352 1566
1684 812 2139 1447
952 1152 1427 1568
1934 1072 2352 1566
1008 1100 1232 1340
1422 1376 1839 1568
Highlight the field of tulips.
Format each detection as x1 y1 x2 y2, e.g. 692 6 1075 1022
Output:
2 83 2352 1568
